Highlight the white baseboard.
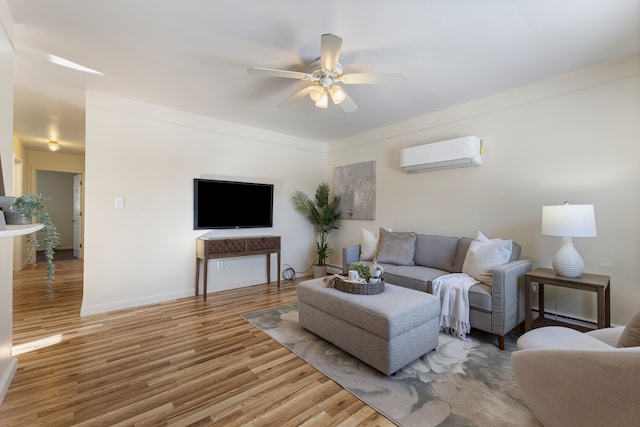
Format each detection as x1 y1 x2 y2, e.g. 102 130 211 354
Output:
532 309 612 328
0 357 18 404
80 289 195 316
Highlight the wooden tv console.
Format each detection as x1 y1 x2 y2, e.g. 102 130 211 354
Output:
195 235 281 301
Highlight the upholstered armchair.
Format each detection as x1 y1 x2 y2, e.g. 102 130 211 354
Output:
512 323 640 427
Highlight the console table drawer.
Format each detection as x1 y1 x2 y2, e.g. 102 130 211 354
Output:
206 239 245 253
246 236 280 251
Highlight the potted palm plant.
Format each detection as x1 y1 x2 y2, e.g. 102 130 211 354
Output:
2 194 61 295
291 182 341 277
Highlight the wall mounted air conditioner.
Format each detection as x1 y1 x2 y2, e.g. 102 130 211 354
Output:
400 136 484 173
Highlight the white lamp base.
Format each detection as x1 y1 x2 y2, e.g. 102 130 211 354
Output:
552 237 584 277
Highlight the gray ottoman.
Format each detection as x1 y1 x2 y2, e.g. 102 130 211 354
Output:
297 278 440 375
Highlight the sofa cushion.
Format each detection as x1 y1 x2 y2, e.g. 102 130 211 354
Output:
384 265 447 292
617 312 640 348
510 241 522 261
360 228 379 261
452 238 473 272
413 234 459 271
462 231 512 286
375 228 416 265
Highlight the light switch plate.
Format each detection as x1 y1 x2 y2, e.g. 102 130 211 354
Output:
115 197 125 209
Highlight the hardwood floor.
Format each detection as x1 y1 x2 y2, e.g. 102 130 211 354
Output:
2 259 394 426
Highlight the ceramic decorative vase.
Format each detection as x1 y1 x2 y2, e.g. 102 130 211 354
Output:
2 205 32 225
370 263 384 278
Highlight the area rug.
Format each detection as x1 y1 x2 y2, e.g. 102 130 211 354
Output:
242 302 540 427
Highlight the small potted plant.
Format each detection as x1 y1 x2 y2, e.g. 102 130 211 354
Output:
350 262 384 283
291 182 341 277
2 194 61 295
350 262 371 282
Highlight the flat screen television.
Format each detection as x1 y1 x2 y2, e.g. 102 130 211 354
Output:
194 179 274 229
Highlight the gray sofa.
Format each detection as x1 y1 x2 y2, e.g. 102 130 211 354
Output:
342 231 532 349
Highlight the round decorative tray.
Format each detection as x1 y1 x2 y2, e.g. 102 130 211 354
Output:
334 277 385 295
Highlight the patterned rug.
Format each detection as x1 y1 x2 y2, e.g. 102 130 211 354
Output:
242 302 540 427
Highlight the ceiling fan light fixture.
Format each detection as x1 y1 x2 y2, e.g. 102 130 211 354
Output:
315 90 329 108
330 86 346 105
309 86 324 102
48 140 60 152
248 34 402 113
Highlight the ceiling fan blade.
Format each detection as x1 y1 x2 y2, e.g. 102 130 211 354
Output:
339 92 358 113
277 85 314 108
247 67 310 80
320 33 342 71
341 72 406 84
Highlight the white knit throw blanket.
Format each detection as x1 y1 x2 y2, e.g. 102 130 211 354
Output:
432 273 479 339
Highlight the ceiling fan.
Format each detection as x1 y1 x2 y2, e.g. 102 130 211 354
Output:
247 33 406 112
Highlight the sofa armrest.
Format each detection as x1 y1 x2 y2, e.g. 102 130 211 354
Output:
342 245 361 275
512 348 640 427
585 326 626 346
489 259 532 335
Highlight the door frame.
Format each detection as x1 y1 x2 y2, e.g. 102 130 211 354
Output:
30 166 84 260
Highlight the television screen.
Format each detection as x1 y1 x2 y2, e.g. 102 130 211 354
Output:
194 179 274 229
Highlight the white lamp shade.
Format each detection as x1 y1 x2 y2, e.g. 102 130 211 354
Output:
315 90 329 108
541 204 597 237
329 85 346 105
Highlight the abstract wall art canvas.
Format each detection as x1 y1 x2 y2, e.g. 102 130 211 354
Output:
334 160 376 220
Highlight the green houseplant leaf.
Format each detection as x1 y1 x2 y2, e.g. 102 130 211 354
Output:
291 182 341 267
5 194 61 295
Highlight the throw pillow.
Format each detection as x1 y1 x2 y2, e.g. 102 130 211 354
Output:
462 231 513 286
375 228 416 265
617 312 640 348
360 228 379 261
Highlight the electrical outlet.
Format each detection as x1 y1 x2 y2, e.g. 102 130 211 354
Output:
217 260 224 270
531 283 538 293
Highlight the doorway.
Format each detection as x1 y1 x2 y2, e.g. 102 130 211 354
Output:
35 170 83 260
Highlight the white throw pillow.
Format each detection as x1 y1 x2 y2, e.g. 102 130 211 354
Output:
360 228 379 260
462 231 512 286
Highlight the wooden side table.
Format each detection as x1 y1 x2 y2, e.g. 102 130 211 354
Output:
524 267 610 331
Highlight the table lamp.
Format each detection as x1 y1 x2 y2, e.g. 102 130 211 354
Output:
541 202 597 277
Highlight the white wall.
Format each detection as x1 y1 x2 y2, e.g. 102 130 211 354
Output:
328 55 640 326
80 57 640 326
0 0 15 402
11 149 85 268
81 92 326 315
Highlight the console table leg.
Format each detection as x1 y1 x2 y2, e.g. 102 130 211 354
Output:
195 258 200 296
597 288 605 328
266 253 271 284
605 281 611 327
524 276 532 331
203 256 208 302
277 251 281 287
538 284 545 323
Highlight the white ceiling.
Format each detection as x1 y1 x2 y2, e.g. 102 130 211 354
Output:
7 0 640 155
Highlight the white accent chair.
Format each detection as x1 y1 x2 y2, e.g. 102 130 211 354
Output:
512 325 640 427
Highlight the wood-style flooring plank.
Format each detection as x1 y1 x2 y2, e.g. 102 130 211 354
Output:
1 258 394 426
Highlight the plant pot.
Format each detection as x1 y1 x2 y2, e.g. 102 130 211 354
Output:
312 265 327 278
2 205 32 225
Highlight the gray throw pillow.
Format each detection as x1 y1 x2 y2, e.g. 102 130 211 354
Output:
617 312 640 348
375 228 416 265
